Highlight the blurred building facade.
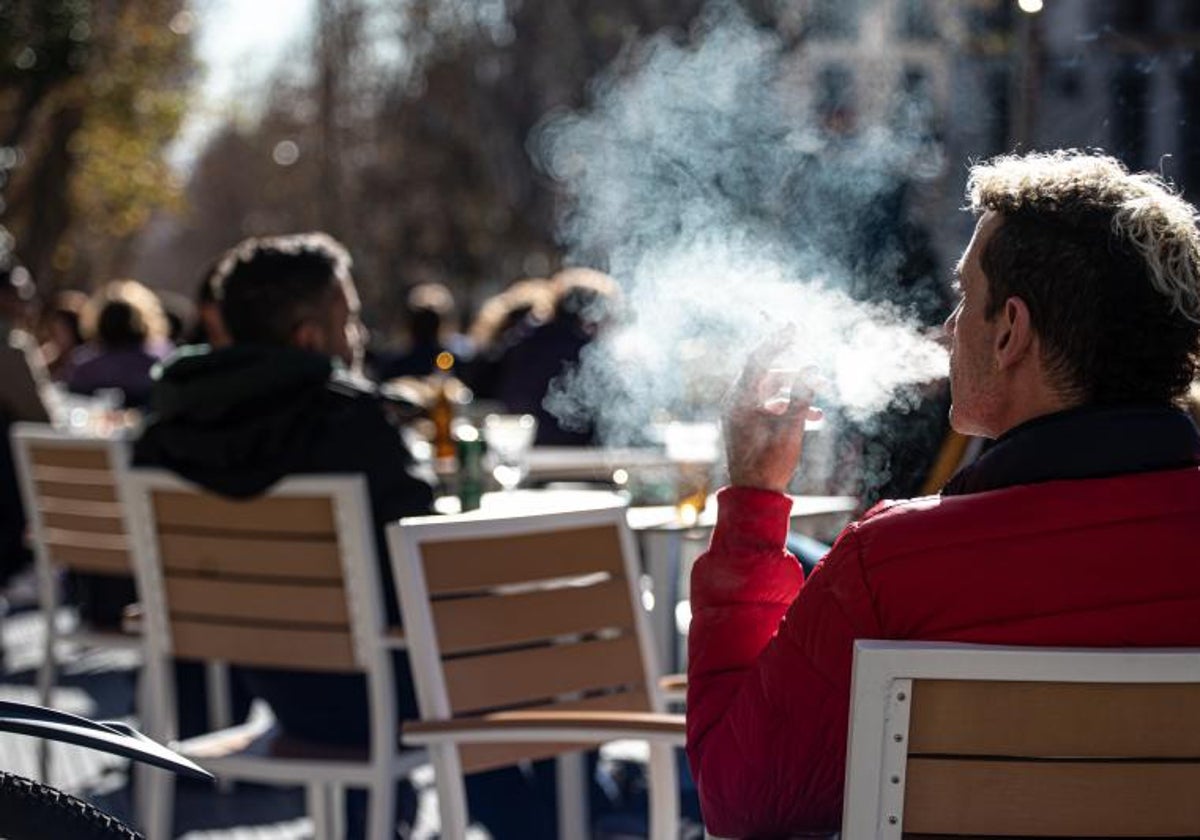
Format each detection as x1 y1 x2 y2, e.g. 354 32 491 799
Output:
778 0 1200 275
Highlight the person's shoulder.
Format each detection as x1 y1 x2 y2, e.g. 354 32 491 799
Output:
850 468 1200 562
319 368 400 433
325 367 380 402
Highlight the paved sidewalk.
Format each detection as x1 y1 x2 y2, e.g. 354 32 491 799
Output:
1 601 695 839
0 605 443 839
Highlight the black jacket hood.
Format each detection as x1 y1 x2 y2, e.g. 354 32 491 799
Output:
135 344 344 497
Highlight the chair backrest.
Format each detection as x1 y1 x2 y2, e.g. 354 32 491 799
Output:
843 640 1200 838
122 469 390 675
387 502 665 775
11 422 133 579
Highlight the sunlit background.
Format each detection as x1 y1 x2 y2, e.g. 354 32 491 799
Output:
3 0 1199 343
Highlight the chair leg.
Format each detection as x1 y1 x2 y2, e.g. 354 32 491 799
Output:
557 752 588 840
308 783 333 840
433 750 470 840
647 744 680 840
368 776 396 840
36 624 56 783
330 781 347 840
138 765 174 840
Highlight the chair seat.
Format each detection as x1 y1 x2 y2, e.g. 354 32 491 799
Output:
176 710 427 785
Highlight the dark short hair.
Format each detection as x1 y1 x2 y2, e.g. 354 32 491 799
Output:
82 280 167 349
968 150 1200 405
405 282 455 343
216 233 351 347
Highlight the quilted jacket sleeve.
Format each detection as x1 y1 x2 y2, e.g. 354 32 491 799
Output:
686 486 880 837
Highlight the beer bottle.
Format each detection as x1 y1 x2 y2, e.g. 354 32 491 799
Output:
430 351 457 478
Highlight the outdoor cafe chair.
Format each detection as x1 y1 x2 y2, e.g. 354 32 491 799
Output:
9 422 145 782
387 502 687 840
122 469 425 840
840 640 1200 838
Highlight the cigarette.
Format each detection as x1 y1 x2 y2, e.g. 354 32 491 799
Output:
761 367 799 415
761 367 825 428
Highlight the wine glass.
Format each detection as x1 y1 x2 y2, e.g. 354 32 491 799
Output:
663 421 720 525
483 414 538 491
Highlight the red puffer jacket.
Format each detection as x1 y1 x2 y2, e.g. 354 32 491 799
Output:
687 469 1200 838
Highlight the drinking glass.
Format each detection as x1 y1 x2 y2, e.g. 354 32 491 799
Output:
483 414 538 491
664 421 720 525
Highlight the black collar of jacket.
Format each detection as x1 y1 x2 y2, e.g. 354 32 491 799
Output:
942 403 1200 497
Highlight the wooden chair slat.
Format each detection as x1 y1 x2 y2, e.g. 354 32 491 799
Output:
459 741 590 775
29 445 110 470
170 619 358 672
38 497 123 517
152 491 337 536
45 541 130 574
904 757 1200 836
165 577 350 625
444 635 645 715
158 532 343 580
910 679 1200 758
40 509 126 535
420 525 626 595
432 577 635 655
34 477 119 502
458 688 652 774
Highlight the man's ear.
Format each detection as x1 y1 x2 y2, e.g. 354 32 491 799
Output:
292 320 327 354
994 296 1033 370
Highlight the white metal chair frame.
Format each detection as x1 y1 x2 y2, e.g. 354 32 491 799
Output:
123 469 426 840
9 423 146 780
387 503 686 840
843 640 1200 838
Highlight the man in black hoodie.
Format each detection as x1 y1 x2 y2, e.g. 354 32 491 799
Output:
134 234 569 838
133 234 442 834
134 231 434 742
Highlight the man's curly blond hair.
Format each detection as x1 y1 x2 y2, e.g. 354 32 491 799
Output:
962 150 1200 405
967 149 1200 325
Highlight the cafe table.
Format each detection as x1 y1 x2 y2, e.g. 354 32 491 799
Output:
524 445 677 484
433 488 859 674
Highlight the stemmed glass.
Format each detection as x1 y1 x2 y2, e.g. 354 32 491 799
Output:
483 414 538 491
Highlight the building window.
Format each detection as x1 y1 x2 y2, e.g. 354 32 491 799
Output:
1179 60 1200 199
897 0 938 40
806 0 863 40
816 63 855 133
1111 58 1148 171
987 66 1011 154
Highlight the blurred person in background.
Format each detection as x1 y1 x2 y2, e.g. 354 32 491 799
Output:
66 279 173 409
467 268 618 445
0 255 51 589
461 275 556 400
688 150 1200 836
39 290 87 381
374 281 471 380
158 288 197 347
135 232 558 838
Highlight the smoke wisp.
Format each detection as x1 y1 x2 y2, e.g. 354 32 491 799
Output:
534 2 951 446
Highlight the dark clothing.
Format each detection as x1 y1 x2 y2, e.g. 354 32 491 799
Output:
134 343 568 837
0 326 50 583
134 343 434 626
67 345 165 408
470 317 596 446
375 339 446 380
132 344 435 744
943 403 1200 496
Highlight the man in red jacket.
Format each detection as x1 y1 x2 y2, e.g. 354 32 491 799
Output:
686 149 1200 837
